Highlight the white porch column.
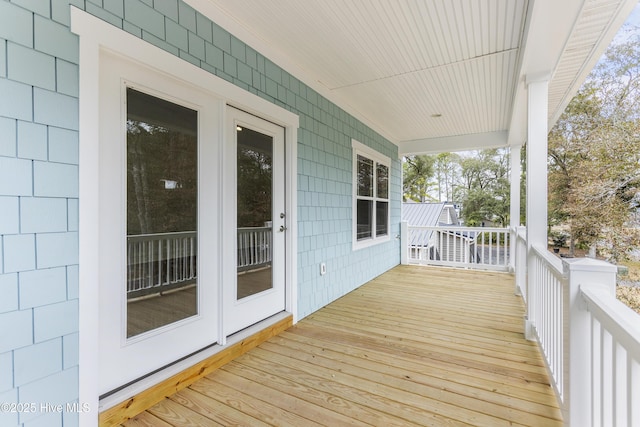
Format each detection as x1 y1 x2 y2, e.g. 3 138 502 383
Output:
525 75 549 336
400 221 409 265
526 76 549 249
509 144 522 276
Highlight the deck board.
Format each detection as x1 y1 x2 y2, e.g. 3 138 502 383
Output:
122 265 563 426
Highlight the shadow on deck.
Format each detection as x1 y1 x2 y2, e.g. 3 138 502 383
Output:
121 265 562 426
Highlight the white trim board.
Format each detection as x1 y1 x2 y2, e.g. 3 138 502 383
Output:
71 7 298 425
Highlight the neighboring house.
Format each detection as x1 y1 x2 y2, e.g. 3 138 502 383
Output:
402 202 460 227
402 202 477 264
0 1 634 426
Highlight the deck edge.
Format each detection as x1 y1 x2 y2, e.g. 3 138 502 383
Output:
98 313 293 426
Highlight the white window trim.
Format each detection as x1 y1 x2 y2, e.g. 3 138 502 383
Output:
352 139 390 250
71 7 299 424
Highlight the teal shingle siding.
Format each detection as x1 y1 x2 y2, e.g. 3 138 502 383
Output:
17 121 49 161
7 43 56 90
0 117 16 156
0 1 400 425
0 79 33 122
0 1 81 425
0 197 20 234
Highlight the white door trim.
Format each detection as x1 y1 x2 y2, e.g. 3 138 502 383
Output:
72 7 298 425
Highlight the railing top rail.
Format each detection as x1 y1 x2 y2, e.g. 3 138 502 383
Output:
530 244 565 280
238 226 272 232
127 231 197 240
127 227 272 241
407 225 509 233
581 286 640 356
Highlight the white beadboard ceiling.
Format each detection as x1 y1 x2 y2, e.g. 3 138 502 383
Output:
188 0 636 154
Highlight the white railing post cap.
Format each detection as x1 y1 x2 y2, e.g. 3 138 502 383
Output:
562 257 617 297
562 257 617 274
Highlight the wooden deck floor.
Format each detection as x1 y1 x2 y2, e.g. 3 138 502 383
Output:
121 265 563 426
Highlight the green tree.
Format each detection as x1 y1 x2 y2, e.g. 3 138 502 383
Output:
548 34 640 261
456 149 510 227
434 152 460 202
127 121 198 235
403 155 436 202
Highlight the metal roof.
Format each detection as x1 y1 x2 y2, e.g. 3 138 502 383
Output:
402 202 447 227
402 202 469 247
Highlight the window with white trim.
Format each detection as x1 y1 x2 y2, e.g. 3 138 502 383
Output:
352 140 390 249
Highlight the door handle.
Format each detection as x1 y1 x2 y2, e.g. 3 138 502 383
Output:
279 225 287 232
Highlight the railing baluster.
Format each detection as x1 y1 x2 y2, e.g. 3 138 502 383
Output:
614 341 627 426
493 231 498 266
489 231 494 264
591 317 601 425
236 227 274 271
630 357 639 425
190 235 195 279
603 329 612 425
175 236 179 283
145 240 150 288
128 243 132 290
126 231 198 296
452 231 456 264
182 237 186 280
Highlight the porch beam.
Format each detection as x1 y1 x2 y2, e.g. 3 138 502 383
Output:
398 130 507 157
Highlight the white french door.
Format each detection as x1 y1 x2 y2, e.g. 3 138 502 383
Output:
223 108 287 335
74 9 299 414
97 52 220 395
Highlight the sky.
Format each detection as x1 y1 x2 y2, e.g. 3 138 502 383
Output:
627 1 640 26
611 1 640 45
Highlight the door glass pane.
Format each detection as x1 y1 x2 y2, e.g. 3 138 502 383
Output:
126 88 198 338
237 126 273 299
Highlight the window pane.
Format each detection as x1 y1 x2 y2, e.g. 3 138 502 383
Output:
357 155 373 197
377 163 388 199
126 88 198 338
356 199 373 240
376 201 389 236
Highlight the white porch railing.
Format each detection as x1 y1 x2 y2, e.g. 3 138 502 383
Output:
527 245 567 400
127 231 197 298
526 244 640 427
127 227 273 297
237 226 272 272
579 279 640 426
402 223 511 271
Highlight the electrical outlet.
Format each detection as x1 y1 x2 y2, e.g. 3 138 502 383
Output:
320 262 327 276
